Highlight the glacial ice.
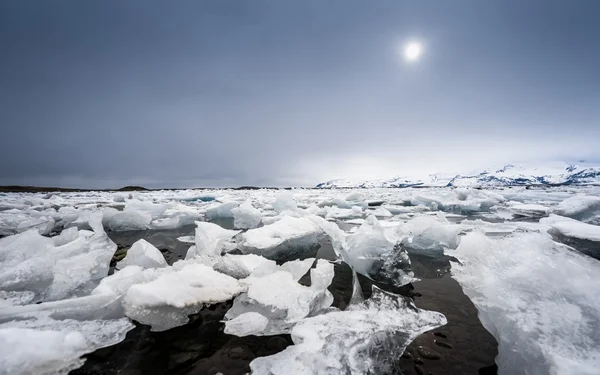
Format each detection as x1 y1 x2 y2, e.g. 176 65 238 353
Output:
224 259 334 336
553 195 600 223
250 286 447 375
231 200 262 229
212 254 276 279
325 216 415 287
238 216 321 259
540 214 600 242
185 221 240 260
205 201 239 219
399 214 462 256
450 231 600 375
223 311 270 336
0 293 134 375
116 239 168 270
123 262 245 331
0 214 116 303
507 203 549 217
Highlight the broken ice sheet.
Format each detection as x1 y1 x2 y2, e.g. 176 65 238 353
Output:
224 259 334 336
250 286 447 375
0 293 134 375
116 239 168 270
450 231 600 375
322 215 416 287
122 262 245 331
238 216 321 259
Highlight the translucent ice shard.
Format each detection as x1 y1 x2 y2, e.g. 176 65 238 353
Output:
450 231 600 375
541 214 600 242
116 239 168 270
238 216 321 259
224 260 334 336
123 263 245 331
231 200 262 229
250 286 447 375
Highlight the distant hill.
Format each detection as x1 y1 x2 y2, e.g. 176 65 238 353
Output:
0 185 149 193
316 162 600 188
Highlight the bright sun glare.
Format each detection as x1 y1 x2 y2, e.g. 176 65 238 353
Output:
403 42 423 62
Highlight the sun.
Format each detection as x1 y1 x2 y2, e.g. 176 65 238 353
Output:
403 42 423 62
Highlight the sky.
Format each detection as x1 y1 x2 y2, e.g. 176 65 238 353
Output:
1 0 599 188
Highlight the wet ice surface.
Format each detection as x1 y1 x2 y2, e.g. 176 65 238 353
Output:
1 186 600 374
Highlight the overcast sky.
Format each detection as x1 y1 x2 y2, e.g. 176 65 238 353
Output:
1 1 599 188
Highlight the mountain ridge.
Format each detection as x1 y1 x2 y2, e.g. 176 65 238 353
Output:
316 162 600 188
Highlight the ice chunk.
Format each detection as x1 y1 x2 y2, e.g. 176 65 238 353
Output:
278 258 315 281
16 216 55 235
124 263 245 331
0 293 134 375
0 216 116 302
223 312 269 336
508 203 549 217
345 192 366 202
553 195 600 222
250 286 447 375
324 206 363 220
330 216 415 287
450 231 600 375
116 239 168 270
369 207 393 218
212 254 276 279
52 227 79 246
185 221 240 260
205 201 239 219
273 191 299 213
231 200 262 229
225 260 334 335
238 216 321 259
399 215 461 257
540 214 600 242
105 209 152 231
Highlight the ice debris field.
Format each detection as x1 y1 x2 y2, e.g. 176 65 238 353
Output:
1 186 600 375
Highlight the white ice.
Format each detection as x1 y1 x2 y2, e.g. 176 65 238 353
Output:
553 195 600 223
231 200 262 229
224 259 334 335
123 262 245 331
238 216 321 259
540 214 600 242
116 239 168 270
450 231 600 375
250 286 447 375
185 221 240 261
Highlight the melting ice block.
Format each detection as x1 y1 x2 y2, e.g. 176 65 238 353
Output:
185 221 240 261
450 231 600 375
116 239 168 270
323 215 415 287
0 293 134 375
553 195 600 223
399 214 461 257
231 200 262 229
540 214 600 242
212 254 276 279
238 216 321 259
224 259 334 336
123 263 245 331
0 214 116 303
250 286 447 375
205 201 239 219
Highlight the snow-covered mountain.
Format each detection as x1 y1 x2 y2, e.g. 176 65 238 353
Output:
316 162 600 188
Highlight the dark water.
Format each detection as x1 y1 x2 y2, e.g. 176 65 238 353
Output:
77 224 498 375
